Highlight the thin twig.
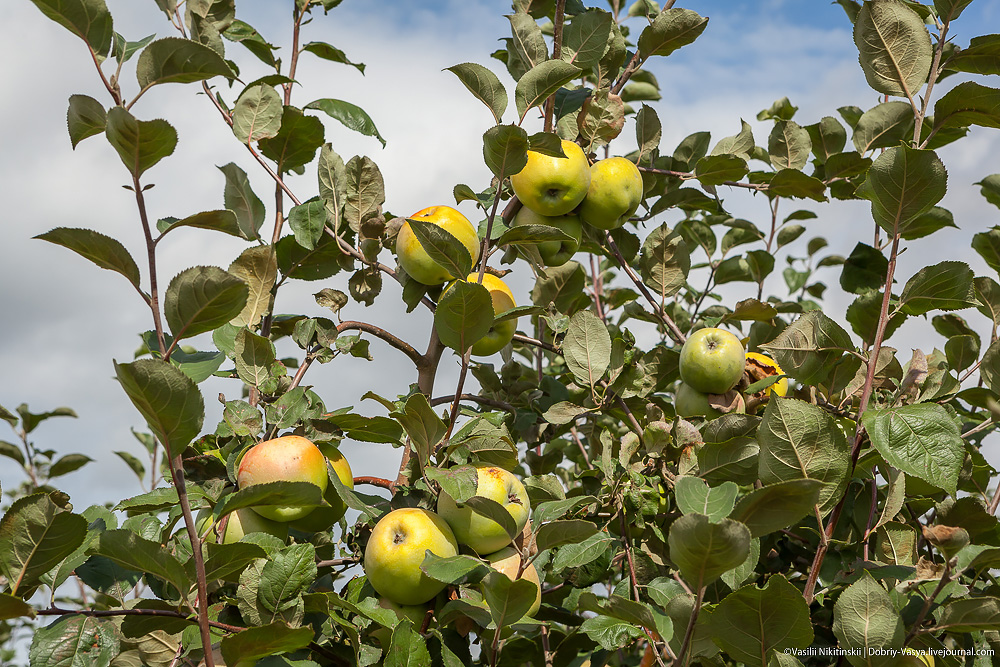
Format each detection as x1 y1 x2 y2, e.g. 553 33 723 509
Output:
903 560 951 645
353 476 394 490
605 232 686 343
337 320 423 367
430 393 515 413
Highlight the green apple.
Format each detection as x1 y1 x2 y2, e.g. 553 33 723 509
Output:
510 140 591 217
236 435 329 522
578 157 644 230
511 206 582 267
288 443 354 532
364 508 459 606
196 507 288 544
674 382 723 419
678 327 746 395
437 464 530 555
396 205 482 285
484 546 541 618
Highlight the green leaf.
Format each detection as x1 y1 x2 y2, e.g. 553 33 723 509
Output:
66 94 107 149
514 60 581 120
635 105 662 162
855 146 947 237
934 597 1000 632
34 227 141 292
534 519 599 552
114 359 204 456
711 119 755 161
96 529 190 593
0 440 25 466
406 216 474 281
483 123 529 178
0 591 35 620
757 398 850 515
446 63 508 125
28 0 114 56
758 96 798 122
217 481 324 519
234 328 276 388
288 199 326 251
901 205 956 240
578 88 626 149
853 0 932 97
674 476 738 523
436 281 494 353
394 393 447 468
694 154 748 187
768 120 811 171
228 245 277 328
233 83 283 143
420 552 489 585
424 465 478 504
29 616 118 667
841 242 888 295
637 8 709 58
639 223 690 300
668 513 751 588
933 81 1000 132
563 310 612 389
730 479 823 537
852 100 914 154
531 260 586 312
898 261 975 315
580 614 643 650
220 622 314 667
305 98 386 147
709 575 813 667
317 143 347 232
482 570 538 627
947 33 1000 75
507 12 547 72
219 162 265 240
164 265 248 342
157 209 243 239
385 620 433 667
136 36 233 89
49 453 93 478
561 9 614 70
105 106 177 177
760 310 854 386
805 116 846 162
301 40 365 73
496 224 574 246
0 493 88 596
767 169 827 201
464 496 518 540
259 106 325 173
832 572 904 666
862 403 964 496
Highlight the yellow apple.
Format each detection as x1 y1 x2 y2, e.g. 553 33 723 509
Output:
745 352 788 397
236 435 329 522
510 140 591 217
578 157 644 230
511 206 582 267
484 546 541 618
364 508 459 606
437 464 530 554
288 443 354 532
196 507 288 544
396 206 482 285
678 327 746 395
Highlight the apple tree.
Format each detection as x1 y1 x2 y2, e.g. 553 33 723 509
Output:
4 0 1000 665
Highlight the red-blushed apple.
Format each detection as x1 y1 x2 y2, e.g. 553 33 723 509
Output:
578 157 644 230
236 435 328 522
511 206 582 267
396 206 481 285
364 508 459 606
510 140 591 217
196 507 288 544
437 464 530 555
484 546 542 618
288 442 353 532
678 327 746 394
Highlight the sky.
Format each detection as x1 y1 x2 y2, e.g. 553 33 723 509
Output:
2 0 1000 516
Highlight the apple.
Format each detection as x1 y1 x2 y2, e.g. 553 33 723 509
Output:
674 382 723 419
196 507 288 544
511 206 582 267
370 597 430 647
437 464 530 555
444 273 518 356
288 443 354 532
578 157 644 230
745 352 788 397
236 435 329 522
900 648 934 667
364 507 459 606
484 546 541 618
678 328 746 395
396 205 482 285
510 140 591 217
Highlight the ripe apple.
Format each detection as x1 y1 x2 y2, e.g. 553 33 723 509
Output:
396 206 482 285
196 507 288 544
484 546 541 618
288 443 354 532
236 435 329 522
510 140 591 217
678 328 746 395
364 507 459 606
437 464 530 555
745 352 788 397
370 597 430 647
511 206 582 267
674 382 723 419
578 157 644 230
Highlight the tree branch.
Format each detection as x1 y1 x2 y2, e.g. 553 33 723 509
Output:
337 320 423 367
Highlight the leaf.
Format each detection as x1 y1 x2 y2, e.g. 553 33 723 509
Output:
760 310 854 386
898 261 975 315
305 98 386 147
424 465 478 504
220 622 314 667
933 81 1000 132
164 265 248 342
394 393 447 468
561 9 614 70
668 513 751 588
947 33 1000 75
542 401 589 425
385 620 433 667
464 496 518 540
768 120 811 171
288 199 326 251
709 575 813 667
483 123 529 178
317 143 347 230
695 154 748 187
446 63 508 125
234 328 276 389
114 359 204 457
674 476 738 523
935 597 1000 632
640 223 690 300
577 88 626 149
228 245 277 328
435 281 494 354
832 572 904 666
34 227 141 292
0 591 35 620
233 83 283 143
157 209 243 239
49 453 93 478
531 260 586 312
514 59 581 120
853 0 932 97
635 105 662 162
301 40 365 73
420 552 489 585
507 12 547 72
0 493 88 596
66 94 107 148
862 403 964 496
105 107 177 177
219 162 265 240
96 529 190 593
259 106 325 174
580 614 643 650
731 479 823 538
342 155 384 232
637 8 709 58
405 216 473 281
217 481 324 518
28 0 114 56
757 398 850 515
482 570 538 627
901 206 956 240
805 116 847 162
711 119 755 160
29 616 119 667
136 36 233 89
852 100 914 154
563 310 612 389
767 169 827 202
496 224 574 247
534 519 599 552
